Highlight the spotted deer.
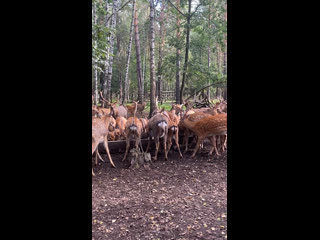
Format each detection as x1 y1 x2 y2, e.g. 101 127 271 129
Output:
165 105 183 158
122 102 145 162
145 108 169 161
114 116 127 140
92 106 117 176
180 111 211 153
183 113 227 157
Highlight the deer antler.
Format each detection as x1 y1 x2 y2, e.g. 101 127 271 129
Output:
99 91 110 103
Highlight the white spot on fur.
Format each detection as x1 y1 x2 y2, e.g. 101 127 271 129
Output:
129 126 137 131
158 121 167 128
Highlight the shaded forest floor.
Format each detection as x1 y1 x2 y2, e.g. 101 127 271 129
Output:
92 145 227 240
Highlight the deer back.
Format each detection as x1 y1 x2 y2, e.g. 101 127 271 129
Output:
147 113 169 138
186 114 227 137
125 116 143 136
113 105 128 118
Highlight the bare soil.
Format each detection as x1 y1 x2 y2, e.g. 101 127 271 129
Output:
92 145 227 240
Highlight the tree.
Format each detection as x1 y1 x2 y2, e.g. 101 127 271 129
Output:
175 0 181 104
123 0 135 103
104 0 119 102
149 0 156 117
133 0 144 103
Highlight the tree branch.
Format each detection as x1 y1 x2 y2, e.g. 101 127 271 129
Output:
106 0 133 23
190 2 203 18
166 0 187 18
185 81 226 101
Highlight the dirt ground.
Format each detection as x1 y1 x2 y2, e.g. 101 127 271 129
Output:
92 144 227 240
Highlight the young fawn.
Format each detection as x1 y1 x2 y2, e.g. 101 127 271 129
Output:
92 105 117 176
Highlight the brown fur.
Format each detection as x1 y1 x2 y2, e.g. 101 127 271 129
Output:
114 116 127 140
145 110 169 161
92 109 116 176
165 109 183 158
136 102 146 115
126 102 137 116
113 105 128 118
183 113 227 157
122 117 144 161
180 112 211 153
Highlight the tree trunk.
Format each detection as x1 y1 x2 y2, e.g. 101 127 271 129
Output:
123 0 135 104
105 0 118 102
180 0 192 104
207 4 211 102
223 3 227 76
102 0 111 102
216 43 220 74
157 1 166 104
93 1 99 105
133 0 144 103
149 0 156 118
175 0 181 104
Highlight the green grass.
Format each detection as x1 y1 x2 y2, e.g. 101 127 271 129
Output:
144 101 174 112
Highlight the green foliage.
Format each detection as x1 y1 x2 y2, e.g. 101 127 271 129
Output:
92 0 227 101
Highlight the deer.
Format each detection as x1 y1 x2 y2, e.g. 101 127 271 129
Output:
113 105 128 119
126 102 137 116
122 102 145 162
165 104 183 158
182 113 227 158
92 106 100 117
139 118 149 139
92 106 117 176
136 101 146 116
114 116 127 140
145 108 169 161
99 91 113 108
180 111 211 153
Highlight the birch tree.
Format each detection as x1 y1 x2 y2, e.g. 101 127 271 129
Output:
133 0 144 103
149 0 156 117
123 0 135 103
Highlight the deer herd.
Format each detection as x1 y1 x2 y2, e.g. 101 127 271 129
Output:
92 92 227 176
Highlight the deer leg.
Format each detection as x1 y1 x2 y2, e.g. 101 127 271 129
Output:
122 136 131 161
183 130 190 153
216 135 221 151
163 134 168 161
153 139 160 161
213 135 220 156
95 149 98 166
95 149 105 165
104 136 116 167
92 140 99 176
166 131 173 155
191 136 205 158
146 136 152 153
139 137 144 153
174 130 183 158
208 136 216 155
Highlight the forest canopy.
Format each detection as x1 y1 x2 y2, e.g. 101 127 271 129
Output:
92 0 227 110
